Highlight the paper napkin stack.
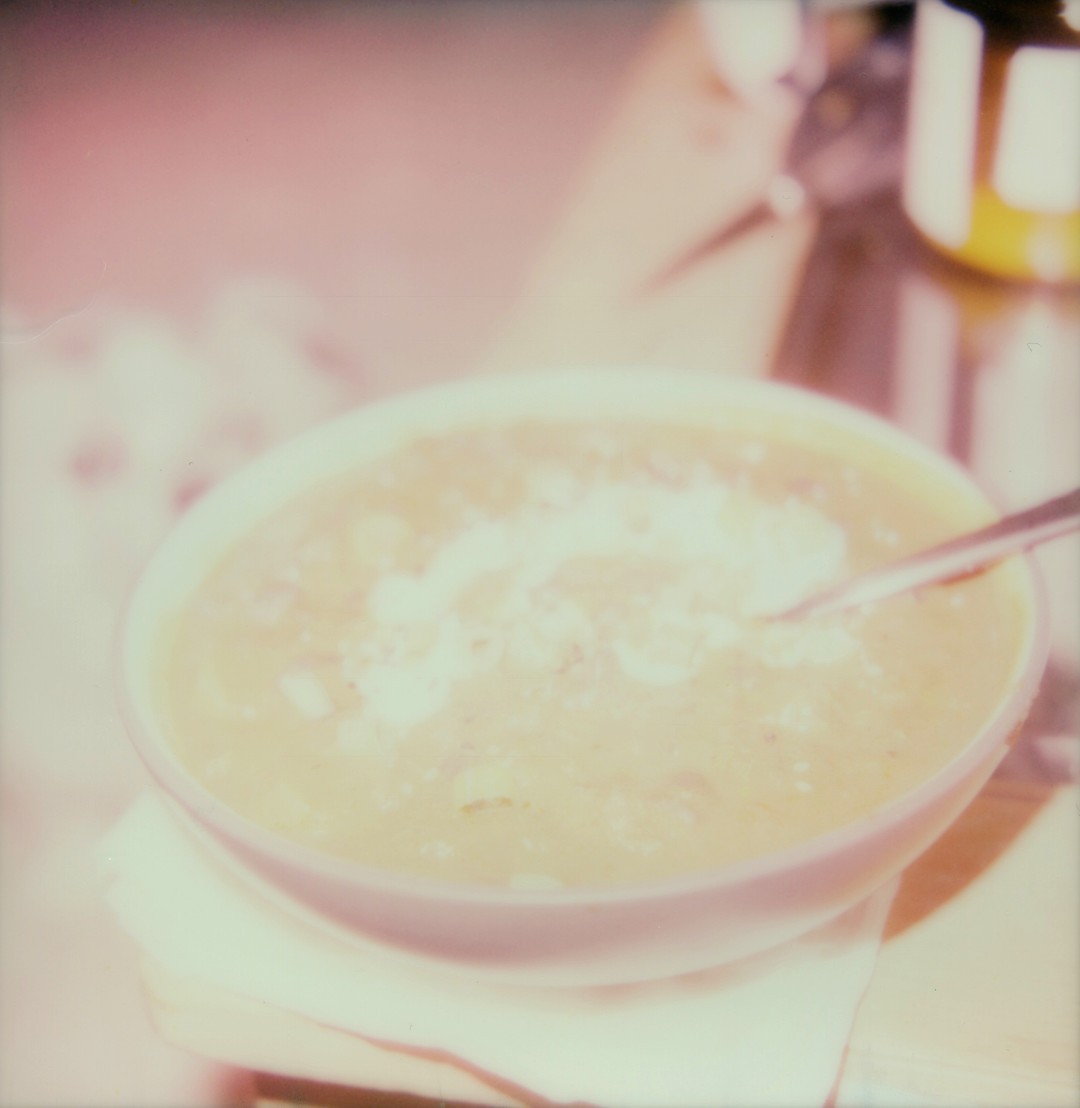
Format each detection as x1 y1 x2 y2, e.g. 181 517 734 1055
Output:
100 794 895 1107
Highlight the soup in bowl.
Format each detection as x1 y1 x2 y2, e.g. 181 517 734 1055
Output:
117 369 1047 985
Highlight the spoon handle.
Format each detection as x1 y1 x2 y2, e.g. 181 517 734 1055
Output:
778 486 1080 620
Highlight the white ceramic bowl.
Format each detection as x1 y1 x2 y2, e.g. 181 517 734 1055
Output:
117 369 1048 986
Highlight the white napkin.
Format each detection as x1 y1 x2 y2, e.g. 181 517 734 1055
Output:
100 793 896 1108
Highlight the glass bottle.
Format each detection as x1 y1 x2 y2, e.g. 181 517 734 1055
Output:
903 0 1080 283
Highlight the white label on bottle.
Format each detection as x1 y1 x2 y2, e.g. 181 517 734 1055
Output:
902 0 983 249
993 47 1080 215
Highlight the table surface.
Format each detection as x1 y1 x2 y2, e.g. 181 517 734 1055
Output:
2 4 1077 1107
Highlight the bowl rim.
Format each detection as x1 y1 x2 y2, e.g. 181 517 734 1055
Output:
115 366 1051 908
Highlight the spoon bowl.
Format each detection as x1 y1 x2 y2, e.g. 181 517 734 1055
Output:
776 486 1080 621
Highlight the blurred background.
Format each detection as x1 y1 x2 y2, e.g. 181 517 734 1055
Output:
1 4 657 1104
1 1 1077 1105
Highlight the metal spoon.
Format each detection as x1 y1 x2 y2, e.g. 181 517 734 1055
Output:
774 486 1080 620
641 33 908 296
